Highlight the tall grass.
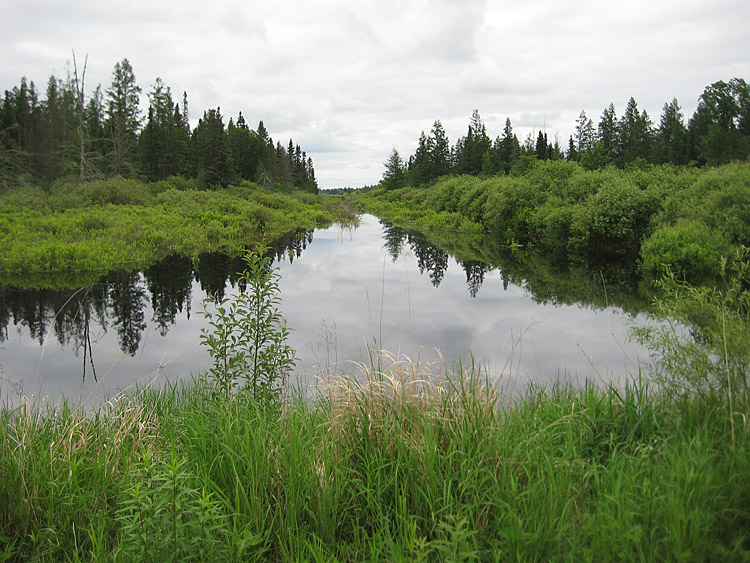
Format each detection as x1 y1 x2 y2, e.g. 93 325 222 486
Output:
2 347 748 561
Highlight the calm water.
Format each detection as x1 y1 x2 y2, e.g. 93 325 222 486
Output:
0 215 653 408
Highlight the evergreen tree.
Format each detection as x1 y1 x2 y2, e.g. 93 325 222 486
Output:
305 155 318 193
105 58 142 176
455 109 491 175
597 103 618 165
481 135 504 176
226 112 259 181
84 85 107 175
39 75 69 179
575 110 595 154
139 77 178 181
429 120 451 178
409 131 431 185
535 131 548 159
275 141 293 188
566 136 578 161
0 78 42 181
618 97 653 165
654 98 689 164
170 101 192 177
382 147 405 190
498 117 521 173
193 107 230 189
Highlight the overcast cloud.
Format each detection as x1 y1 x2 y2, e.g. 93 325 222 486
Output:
2 0 748 188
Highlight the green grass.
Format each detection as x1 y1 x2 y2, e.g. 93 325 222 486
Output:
0 178 355 285
2 350 748 561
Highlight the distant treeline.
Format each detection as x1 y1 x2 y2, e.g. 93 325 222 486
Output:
0 57 318 192
382 78 750 189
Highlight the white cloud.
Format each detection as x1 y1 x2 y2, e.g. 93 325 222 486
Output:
2 0 749 188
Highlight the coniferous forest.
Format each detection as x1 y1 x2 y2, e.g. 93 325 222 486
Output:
381 77 750 189
0 57 318 192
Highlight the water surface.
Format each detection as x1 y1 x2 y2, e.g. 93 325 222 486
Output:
0 215 652 408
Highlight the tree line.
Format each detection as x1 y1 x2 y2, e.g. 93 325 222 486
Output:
0 56 318 192
382 78 750 189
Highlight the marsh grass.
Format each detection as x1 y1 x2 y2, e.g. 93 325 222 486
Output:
2 344 749 561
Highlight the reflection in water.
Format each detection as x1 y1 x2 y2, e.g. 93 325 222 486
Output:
380 222 650 309
0 229 317 359
144 255 194 336
0 217 654 407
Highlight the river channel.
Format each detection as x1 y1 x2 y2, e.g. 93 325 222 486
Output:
0 214 654 408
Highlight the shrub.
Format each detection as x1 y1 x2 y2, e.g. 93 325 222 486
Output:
632 247 750 432
201 240 296 403
640 221 731 282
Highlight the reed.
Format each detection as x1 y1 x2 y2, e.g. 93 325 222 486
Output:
1 344 748 561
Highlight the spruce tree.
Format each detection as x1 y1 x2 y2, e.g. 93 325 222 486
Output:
105 58 142 176
382 147 405 190
193 107 230 189
654 98 689 164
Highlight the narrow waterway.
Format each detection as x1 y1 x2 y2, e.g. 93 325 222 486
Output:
0 215 653 408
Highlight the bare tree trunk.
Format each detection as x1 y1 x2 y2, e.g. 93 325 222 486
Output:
72 50 88 183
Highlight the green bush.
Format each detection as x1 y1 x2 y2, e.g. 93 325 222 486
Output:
640 221 731 281
201 240 296 402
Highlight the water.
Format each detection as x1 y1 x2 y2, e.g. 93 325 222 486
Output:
0 215 653 408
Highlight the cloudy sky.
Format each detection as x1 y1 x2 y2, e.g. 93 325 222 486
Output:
2 0 748 189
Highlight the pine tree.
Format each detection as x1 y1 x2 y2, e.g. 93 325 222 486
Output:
139 77 177 181
618 97 653 165
498 117 520 173
105 58 142 176
535 131 548 159
597 103 618 165
193 107 230 189
84 85 107 175
409 131 431 185
226 111 259 181
429 120 451 178
455 109 491 175
575 110 595 154
654 98 689 164
566 136 578 161
382 147 405 190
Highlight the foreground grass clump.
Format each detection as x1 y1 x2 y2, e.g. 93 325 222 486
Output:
1 351 749 561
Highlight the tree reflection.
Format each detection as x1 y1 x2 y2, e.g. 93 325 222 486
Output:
106 270 148 356
460 260 490 298
194 253 243 300
409 234 449 288
144 254 194 336
269 229 314 264
381 223 408 262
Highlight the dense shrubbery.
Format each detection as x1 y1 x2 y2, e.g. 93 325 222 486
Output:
0 177 351 280
357 161 750 282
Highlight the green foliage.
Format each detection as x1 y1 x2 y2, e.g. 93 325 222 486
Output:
640 221 731 281
201 240 296 402
632 248 750 416
569 177 656 256
2 346 750 561
0 178 351 279
117 448 227 562
357 161 748 279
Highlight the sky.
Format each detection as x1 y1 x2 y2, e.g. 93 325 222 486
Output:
2 0 749 189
